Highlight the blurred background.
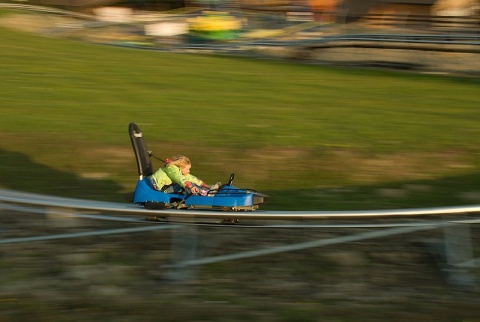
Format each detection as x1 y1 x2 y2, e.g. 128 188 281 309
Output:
1 0 480 321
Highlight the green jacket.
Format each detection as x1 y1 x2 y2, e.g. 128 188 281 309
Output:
150 164 204 190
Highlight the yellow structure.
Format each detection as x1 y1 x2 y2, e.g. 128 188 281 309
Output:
187 11 243 40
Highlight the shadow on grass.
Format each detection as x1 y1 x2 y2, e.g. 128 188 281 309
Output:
1 147 479 210
0 148 124 202
262 172 480 211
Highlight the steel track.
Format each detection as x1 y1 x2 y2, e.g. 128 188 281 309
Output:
1 189 480 222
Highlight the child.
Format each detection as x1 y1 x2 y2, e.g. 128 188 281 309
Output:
149 155 211 195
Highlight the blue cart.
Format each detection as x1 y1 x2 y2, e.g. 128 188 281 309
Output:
127 122 268 211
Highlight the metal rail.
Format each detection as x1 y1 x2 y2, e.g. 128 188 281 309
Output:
1 189 480 220
0 3 96 19
250 33 480 48
0 189 480 220
2 200 480 229
165 223 445 267
1 189 478 287
0 224 177 245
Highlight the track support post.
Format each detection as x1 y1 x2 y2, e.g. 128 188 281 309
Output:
165 221 198 281
442 218 477 290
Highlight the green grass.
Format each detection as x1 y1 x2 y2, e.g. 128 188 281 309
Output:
1 24 479 210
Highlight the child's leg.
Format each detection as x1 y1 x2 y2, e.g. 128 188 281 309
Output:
163 184 184 194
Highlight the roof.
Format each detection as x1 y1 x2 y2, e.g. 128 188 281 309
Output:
382 0 436 4
337 0 437 16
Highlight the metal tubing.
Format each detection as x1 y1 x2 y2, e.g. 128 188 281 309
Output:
1 189 480 220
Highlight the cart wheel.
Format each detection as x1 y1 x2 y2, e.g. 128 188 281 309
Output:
144 201 166 210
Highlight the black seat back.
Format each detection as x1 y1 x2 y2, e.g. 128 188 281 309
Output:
128 122 153 178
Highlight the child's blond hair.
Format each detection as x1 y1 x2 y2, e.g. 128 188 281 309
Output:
168 155 191 168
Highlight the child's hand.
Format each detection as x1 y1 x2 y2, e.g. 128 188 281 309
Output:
190 186 201 195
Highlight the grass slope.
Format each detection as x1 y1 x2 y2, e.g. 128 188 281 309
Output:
1 26 479 210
